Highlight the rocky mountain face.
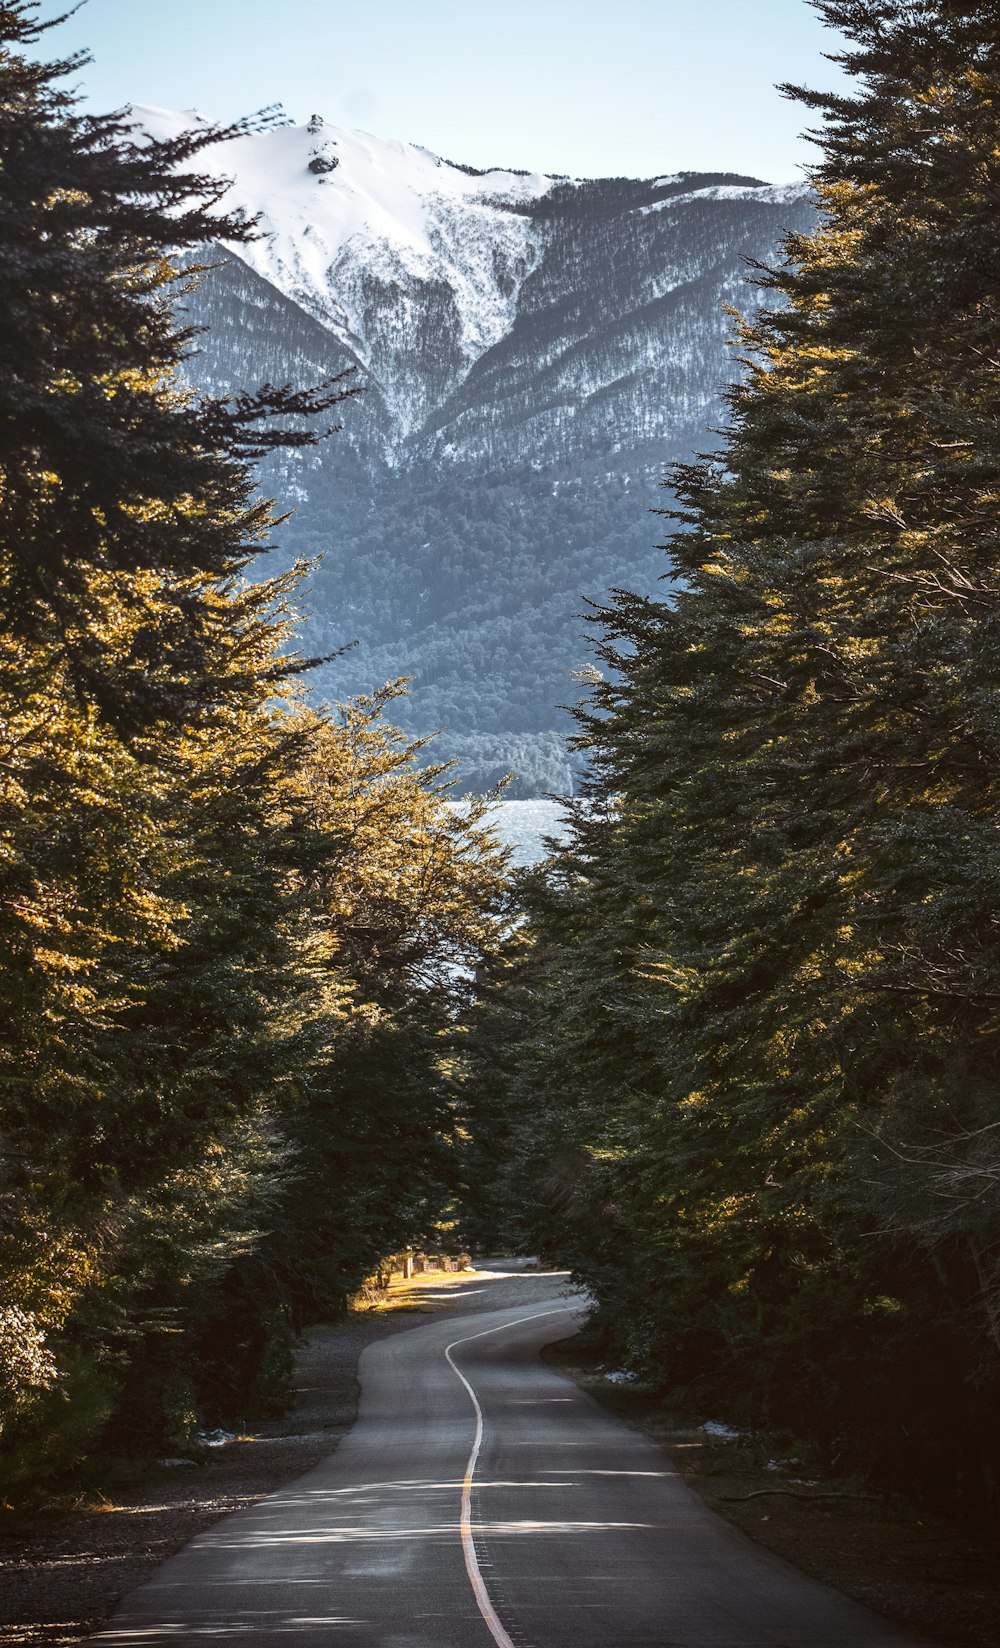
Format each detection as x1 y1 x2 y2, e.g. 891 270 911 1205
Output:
141 106 815 793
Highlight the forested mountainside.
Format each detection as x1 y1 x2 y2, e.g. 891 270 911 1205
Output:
155 105 815 791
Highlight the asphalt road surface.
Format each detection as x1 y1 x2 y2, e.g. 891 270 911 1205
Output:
91 1265 934 1647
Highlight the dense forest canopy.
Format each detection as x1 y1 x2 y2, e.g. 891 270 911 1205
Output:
466 0 1000 1508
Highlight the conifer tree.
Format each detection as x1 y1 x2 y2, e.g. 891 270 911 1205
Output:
487 0 1000 1502
0 1 353 729
0 2 345 1327
0 5 510 1483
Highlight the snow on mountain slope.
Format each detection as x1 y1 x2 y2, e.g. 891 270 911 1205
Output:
132 106 812 457
153 110 818 794
132 105 558 436
641 180 810 210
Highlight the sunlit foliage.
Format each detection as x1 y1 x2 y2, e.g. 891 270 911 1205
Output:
0 3 510 1489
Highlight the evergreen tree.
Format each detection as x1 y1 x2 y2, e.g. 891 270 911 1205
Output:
484 0 1000 1505
0 1 354 730
0 5 510 1486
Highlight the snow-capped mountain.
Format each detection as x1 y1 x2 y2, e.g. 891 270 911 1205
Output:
145 106 815 793
136 104 560 447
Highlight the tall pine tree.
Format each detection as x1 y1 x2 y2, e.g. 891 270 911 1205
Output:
0 4 511 1486
486 0 1000 1504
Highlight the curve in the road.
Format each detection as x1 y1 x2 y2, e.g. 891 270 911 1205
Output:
445 1308 579 1648
88 1270 938 1647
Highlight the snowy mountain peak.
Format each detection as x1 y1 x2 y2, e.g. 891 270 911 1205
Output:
170 118 817 791
130 104 811 459
129 103 556 254
129 103 562 436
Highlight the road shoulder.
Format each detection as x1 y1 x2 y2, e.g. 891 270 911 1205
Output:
543 1341 999 1648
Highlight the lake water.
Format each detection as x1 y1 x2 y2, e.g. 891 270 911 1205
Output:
482 798 571 866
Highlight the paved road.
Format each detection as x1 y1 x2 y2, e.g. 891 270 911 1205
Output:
92 1267 934 1647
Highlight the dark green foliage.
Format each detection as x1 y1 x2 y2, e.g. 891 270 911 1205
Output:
0 5 510 1494
0 4 354 733
471 0 1000 1510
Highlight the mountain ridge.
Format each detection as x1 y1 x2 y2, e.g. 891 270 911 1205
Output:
149 106 816 793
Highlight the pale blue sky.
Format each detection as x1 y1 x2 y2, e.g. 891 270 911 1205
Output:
41 0 848 182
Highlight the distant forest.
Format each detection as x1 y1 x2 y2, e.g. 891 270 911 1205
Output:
279 458 667 795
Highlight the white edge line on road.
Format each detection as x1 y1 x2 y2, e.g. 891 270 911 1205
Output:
444 1306 581 1648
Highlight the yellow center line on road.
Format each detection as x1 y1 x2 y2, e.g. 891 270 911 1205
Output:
444 1307 581 1648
